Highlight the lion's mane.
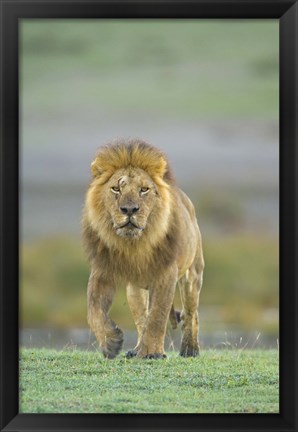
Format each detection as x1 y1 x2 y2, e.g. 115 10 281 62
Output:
81 139 181 284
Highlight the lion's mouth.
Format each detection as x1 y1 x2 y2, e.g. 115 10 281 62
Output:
114 219 144 237
118 220 143 230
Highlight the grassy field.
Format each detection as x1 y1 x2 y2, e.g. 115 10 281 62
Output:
20 348 279 413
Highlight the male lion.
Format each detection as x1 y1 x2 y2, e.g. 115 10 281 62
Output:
82 139 204 359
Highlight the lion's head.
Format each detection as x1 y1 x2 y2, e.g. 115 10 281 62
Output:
84 140 175 247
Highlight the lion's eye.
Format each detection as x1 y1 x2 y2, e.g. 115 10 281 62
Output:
111 186 120 193
140 187 150 194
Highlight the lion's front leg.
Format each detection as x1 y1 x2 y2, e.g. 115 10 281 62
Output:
87 271 123 359
125 284 148 358
136 266 177 359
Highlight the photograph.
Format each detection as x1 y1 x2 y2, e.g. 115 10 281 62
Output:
0 1 297 431
19 19 279 413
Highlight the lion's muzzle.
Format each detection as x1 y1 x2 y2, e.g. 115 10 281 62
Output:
120 203 139 216
114 216 144 238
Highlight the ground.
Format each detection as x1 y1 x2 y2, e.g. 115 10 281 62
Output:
20 348 279 413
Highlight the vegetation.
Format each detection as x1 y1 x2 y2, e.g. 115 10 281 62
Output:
21 20 278 120
20 348 279 413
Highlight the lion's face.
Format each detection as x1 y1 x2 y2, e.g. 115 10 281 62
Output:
85 141 173 247
105 167 158 239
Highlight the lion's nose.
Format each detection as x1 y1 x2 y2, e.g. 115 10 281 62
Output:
120 205 139 216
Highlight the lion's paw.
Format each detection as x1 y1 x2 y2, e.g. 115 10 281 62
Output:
102 328 124 359
125 349 137 359
179 343 200 357
143 353 167 360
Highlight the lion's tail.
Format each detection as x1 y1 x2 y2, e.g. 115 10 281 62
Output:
169 305 181 329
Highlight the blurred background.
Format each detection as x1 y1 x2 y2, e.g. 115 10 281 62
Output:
20 19 279 350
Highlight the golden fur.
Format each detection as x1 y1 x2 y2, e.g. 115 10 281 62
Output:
82 139 204 359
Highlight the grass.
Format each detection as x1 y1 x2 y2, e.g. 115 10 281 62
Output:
20 348 279 413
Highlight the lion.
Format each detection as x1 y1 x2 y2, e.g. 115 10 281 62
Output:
81 139 204 359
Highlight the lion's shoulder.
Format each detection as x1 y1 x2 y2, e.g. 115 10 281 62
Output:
173 187 197 221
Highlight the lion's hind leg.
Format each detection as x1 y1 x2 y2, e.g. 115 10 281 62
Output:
179 259 204 357
125 284 148 358
87 272 124 359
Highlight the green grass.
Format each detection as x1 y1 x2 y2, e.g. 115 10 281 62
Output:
20 348 279 413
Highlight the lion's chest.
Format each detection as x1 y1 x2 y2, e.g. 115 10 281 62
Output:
96 230 177 286
100 245 153 286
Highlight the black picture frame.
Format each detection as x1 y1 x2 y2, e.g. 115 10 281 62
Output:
0 1 297 431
